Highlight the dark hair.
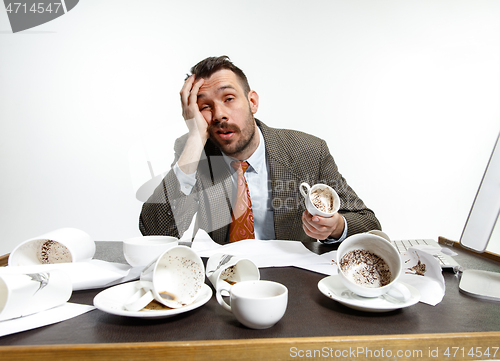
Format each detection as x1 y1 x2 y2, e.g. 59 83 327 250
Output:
189 56 251 94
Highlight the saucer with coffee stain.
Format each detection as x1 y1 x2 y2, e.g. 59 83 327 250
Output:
93 281 212 319
318 275 420 312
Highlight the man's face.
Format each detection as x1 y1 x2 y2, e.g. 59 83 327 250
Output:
196 69 259 160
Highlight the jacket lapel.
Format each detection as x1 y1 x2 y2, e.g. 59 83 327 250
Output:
197 141 233 242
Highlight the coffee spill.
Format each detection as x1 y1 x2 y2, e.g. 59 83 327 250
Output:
223 278 236 285
143 300 173 311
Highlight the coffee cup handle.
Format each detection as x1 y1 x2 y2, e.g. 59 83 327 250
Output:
299 183 310 199
216 285 232 312
387 282 412 302
124 288 154 312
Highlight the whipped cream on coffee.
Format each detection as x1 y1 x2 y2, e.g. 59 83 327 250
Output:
340 249 391 288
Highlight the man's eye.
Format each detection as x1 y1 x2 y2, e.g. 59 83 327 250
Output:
200 105 210 111
225 97 234 102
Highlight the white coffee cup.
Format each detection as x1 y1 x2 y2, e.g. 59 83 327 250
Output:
124 246 205 312
0 269 72 321
336 233 411 300
206 254 260 294
300 183 340 217
8 228 95 266
216 280 288 329
123 236 178 267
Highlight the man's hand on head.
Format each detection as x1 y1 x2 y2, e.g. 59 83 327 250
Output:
180 75 209 142
177 75 210 175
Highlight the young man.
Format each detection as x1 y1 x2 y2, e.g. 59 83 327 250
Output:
139 56 381 244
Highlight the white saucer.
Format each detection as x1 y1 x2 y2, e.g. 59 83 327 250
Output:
318 275 420 313
93 281 212 319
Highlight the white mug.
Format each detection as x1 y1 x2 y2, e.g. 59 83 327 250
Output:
8 228 95 266
206 254 260 294
0 269 72 321
124 246 205 312
336 233 411 301
216 280 288 329
300 183 340 217
123 236 178 268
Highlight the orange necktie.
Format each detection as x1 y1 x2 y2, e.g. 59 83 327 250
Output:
229 161 255 243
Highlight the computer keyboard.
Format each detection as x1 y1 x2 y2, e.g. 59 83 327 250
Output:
391 238 460 269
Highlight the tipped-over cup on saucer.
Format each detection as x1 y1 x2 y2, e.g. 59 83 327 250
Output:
336 233 411 301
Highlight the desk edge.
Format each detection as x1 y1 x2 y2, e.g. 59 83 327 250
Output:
1 331 499 361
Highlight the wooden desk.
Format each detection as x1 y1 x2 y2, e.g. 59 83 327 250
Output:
1 241 499 361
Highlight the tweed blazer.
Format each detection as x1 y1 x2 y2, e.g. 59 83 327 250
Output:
139 120 381 244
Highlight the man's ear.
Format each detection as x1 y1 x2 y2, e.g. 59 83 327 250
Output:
248 90 259 114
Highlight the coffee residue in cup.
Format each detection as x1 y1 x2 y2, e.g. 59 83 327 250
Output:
340 249 392 288
311 188 335 213
221 265 237 285
36 239 72 264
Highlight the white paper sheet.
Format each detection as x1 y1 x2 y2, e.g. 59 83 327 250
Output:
0 303 95 337
0 260 138 290
192 230 323 268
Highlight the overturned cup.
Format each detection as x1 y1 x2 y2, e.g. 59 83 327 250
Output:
336 233 411 301
0 270 72 321
206 254 260 294
124 246 205 311
8 228 95 266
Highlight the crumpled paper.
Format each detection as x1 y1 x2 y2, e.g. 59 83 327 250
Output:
0 303 95 337
400 247 446 306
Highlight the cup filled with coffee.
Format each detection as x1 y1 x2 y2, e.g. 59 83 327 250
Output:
300 183 340 217
336 233 411 301
123 246 205 312
206 254 260 295
216 280 288 329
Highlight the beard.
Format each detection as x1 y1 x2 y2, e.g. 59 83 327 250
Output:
208 109 256 157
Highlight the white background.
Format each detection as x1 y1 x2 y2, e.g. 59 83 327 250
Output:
1 0 499 255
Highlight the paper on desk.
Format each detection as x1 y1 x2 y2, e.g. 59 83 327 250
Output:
192 230 322 268
0 302 95 337
400 247 445 306
294 250 339 275
0 260 137 291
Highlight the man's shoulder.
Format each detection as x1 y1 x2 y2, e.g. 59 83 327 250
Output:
258 120 326 148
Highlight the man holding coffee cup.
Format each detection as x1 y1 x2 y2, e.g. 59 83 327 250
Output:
139 56 381 244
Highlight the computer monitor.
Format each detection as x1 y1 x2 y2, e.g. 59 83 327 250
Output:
459 131 500 301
